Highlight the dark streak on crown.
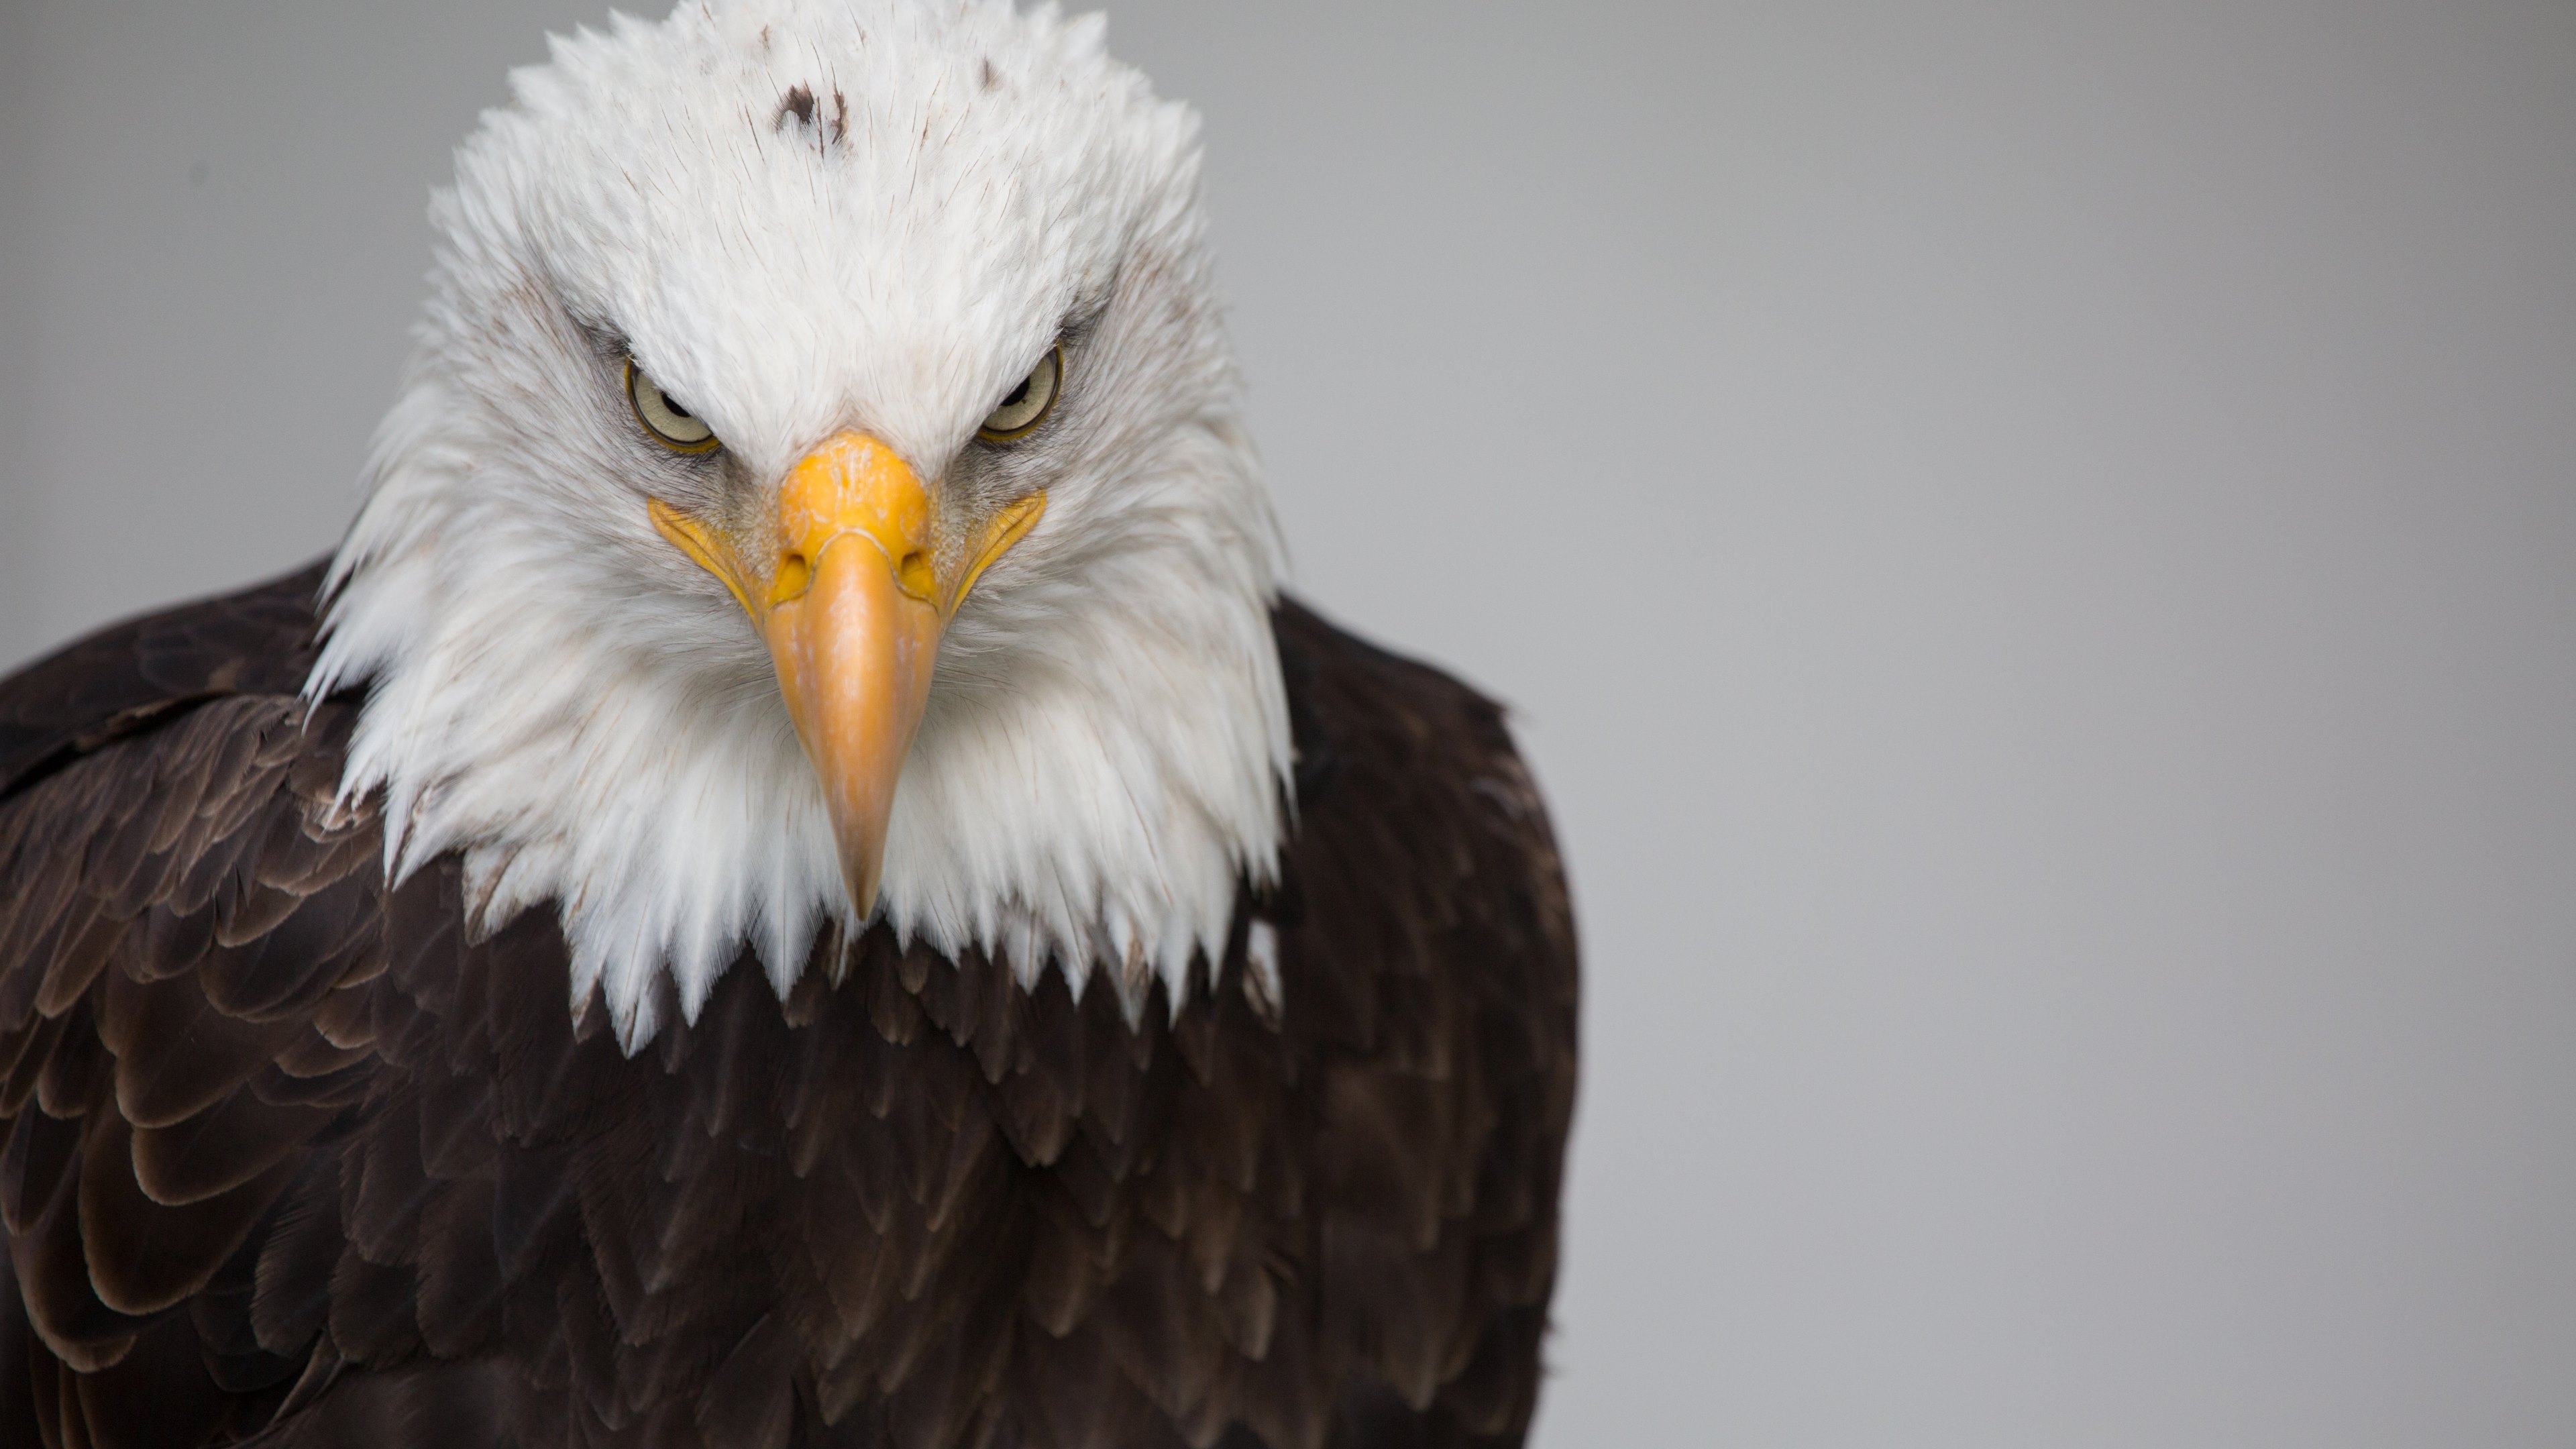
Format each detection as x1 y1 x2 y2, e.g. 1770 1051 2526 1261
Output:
775 84 816 130
774 83 850 150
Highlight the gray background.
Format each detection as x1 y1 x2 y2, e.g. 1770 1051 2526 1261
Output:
4 1 2574 1444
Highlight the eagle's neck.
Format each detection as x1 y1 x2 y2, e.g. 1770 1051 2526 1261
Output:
310 420 1291 1051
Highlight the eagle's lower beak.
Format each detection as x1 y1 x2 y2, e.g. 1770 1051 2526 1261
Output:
648 430 1043 915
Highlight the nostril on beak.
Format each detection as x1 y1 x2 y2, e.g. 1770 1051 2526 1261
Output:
775 549 813 603
896 547 936 602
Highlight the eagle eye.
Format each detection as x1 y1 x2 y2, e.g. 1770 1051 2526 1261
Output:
627 360 719 453
977 343 1063 443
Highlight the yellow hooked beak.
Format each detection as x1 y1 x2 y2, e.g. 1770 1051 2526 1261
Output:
649 431 1044 913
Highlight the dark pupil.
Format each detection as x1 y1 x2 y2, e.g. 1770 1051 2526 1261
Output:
660 391 693 419
1000 376 1031 409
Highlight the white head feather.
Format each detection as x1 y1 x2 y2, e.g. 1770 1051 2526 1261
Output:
307 0 1291 1049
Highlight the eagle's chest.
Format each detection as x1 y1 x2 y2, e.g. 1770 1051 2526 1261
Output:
435 896 1301 1443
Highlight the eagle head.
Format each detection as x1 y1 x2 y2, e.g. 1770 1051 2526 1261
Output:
310 0 1291 1048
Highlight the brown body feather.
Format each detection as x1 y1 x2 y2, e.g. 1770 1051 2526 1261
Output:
0 564 1577 1449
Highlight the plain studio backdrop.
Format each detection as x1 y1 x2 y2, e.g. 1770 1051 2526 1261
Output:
5 2 2575 1444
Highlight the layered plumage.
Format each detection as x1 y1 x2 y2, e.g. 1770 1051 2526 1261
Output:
0 3 1576 1446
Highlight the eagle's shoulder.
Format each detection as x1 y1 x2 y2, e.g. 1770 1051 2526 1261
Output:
1270 593 1575 974
0 565 411 1445
1263 596 1579 1444
0 559 331 801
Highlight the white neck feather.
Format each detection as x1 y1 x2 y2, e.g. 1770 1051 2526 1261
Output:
311 416 1288 1051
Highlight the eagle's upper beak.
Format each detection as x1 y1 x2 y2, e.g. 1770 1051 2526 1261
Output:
649 431 1043 913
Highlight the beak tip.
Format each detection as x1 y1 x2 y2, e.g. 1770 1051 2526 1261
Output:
843 858 883 922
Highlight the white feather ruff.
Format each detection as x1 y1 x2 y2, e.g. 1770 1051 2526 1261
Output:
307 0 1291 1049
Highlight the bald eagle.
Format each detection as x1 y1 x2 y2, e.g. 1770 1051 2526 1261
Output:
0 4 1576 1447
